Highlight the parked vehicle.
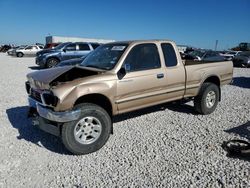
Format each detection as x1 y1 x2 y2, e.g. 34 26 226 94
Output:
233 51 250 67
16 45 43 57
7 45 27 56
36 42 100 68
26 40 233 155
7 46 19 55
0 45 11 52
185 50 226 61
231 42 250 51
220 51 241 61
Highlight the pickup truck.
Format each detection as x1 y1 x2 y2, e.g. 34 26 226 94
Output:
26 40 233 155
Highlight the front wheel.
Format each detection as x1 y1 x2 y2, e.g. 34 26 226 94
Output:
16 52 24 57
47 58 59 68
194 83 219 115
61 103 112 155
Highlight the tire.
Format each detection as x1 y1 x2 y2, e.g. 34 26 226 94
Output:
16 52 24 57
47 58 59 68
194 83 219 115
61 103 112 155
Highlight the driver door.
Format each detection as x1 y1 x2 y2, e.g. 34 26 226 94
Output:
116 43 168 113
62 43 77 60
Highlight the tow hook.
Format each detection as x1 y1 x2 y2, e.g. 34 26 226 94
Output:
27 107 39 126
31 118 39 126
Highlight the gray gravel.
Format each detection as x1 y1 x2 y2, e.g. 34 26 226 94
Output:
0 53 249 187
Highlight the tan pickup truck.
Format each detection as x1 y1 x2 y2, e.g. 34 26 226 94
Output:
26 40 233 155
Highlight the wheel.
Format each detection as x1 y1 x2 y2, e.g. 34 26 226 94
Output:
194 83 219 115
61 103 112 155
47 58 59 68
16 52 24 57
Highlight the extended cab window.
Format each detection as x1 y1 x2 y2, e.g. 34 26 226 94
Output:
78 43 90 51
161 43 177 67
124 43 161 72
65 44 76 51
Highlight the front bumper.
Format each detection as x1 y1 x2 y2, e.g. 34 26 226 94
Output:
35 56 46 66
28 97 81 123
28 97 81 136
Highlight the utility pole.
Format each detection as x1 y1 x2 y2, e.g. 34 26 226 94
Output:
215 40 218 51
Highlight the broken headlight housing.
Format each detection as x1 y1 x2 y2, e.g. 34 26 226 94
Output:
41 91 59 107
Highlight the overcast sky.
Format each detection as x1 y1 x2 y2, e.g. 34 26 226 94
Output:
0 0 249 50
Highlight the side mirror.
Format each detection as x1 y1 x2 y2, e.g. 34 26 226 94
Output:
117 63 130 80
117 67 126 80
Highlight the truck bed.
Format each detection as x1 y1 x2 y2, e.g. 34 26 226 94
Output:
183 60 233 98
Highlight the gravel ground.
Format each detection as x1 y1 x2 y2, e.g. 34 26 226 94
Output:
0 53 249 187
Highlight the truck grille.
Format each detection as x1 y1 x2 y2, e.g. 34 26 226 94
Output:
30 88 42 103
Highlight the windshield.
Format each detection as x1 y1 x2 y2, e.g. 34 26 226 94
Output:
53 42 70 50
80 43 128 70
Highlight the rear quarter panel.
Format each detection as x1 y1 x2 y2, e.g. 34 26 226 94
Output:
184 60 233 97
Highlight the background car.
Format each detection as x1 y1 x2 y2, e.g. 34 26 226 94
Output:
7 45 27 56
185 50 226 62
36 42 100 68
233 51 250 67
220 51 242 61
7 46 19 55
16 45 43 57
0 45 11 53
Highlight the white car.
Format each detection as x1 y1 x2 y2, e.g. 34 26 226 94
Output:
220 51 241 60
16 45 43 57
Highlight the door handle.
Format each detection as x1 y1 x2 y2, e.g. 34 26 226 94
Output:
157 73 164 79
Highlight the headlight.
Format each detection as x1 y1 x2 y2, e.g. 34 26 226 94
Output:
41 91 59 107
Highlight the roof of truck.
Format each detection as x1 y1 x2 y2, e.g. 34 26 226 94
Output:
108 39 174 44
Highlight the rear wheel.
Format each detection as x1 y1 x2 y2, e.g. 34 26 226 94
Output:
47 58 59 68
16 52 23 57
194 83 219 115
61 103 112 155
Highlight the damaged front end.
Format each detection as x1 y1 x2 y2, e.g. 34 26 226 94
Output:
26 66 102 136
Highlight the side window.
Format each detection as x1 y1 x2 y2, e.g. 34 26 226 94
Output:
25 46 32 50
65 44 76 51
161 43 177 67
124 43 161 72
78 43 90 51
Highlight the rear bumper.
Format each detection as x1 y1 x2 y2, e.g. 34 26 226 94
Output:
28 97 81 123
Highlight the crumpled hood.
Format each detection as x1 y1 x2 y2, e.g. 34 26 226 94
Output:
27 66 99 89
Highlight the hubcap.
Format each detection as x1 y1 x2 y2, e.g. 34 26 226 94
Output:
48 59 57 67
206 91 216 108
74 116 102 145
